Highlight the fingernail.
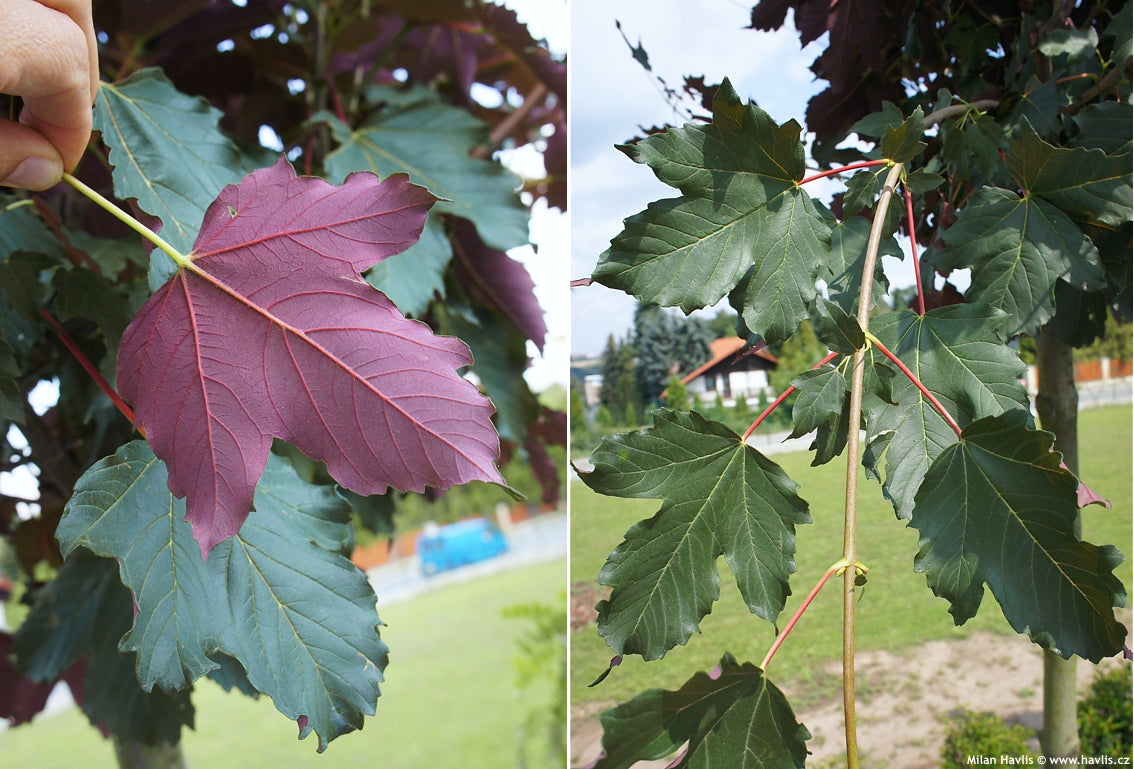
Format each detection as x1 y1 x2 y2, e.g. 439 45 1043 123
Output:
2 157 63 190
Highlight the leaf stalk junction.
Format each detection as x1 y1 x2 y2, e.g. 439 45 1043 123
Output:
62 172 192 270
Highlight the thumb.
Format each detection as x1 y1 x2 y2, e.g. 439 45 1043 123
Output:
0 121 65 190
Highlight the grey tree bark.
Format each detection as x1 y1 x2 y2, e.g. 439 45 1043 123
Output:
114 738 188 769
1034 324 1081 759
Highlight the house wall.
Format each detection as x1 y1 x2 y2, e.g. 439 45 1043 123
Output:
729 369 769 400
690 369 771 403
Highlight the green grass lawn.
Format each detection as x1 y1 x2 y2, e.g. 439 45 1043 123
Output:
571 403 1133 707
2 558 567 769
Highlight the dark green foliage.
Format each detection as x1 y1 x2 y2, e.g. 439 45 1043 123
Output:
594 654 809 769
940 711 1038 768
599 333 643 419
633 304 675 406
1077 665 1133 757
594 404 615 430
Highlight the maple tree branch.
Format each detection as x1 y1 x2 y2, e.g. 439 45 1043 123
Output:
1064 58 1131 114
39 309 135 425
841 159 904 769
761 558 850 670
741 351 840 441
864 330 963 436
923 99 999 127
799 160 887 186
471 83 550 159
62 173 189 269
903 185 926 315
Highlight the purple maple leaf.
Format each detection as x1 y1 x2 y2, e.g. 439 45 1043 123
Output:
450 216 548 351
118 158 504 555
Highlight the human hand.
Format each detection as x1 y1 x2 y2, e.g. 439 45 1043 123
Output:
0 0 98 190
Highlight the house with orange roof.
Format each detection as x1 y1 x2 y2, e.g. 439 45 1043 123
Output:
678 337 779 406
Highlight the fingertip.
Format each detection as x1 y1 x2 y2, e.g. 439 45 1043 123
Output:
1 155 63 191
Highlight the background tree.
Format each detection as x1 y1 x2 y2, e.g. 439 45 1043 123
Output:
662 374 690 411
705 308 741 339
0 2 566 766
632 303 675 406
598 333 642 424
633 303 713 407
671 315 714 375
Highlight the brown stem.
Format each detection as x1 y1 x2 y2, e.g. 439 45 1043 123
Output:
1064 58 1132 114
923 99 1000 127
841 161 904 769
470 83 549 159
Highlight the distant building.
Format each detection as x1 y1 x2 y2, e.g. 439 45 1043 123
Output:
680 337 779 406
569 353 604 406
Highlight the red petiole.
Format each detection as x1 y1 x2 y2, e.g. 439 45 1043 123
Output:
904 185 927 315
762 558 860 670
742 350 840 441
865 331 962 436
799 159 888 186
39 309 136 425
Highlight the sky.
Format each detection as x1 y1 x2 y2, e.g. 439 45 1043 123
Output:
567 0 931 357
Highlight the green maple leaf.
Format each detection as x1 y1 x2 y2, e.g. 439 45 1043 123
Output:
594 654 809 769
320 87 528 250
1005 76 1068 137
56 440 387 752
1104 2 1132 62
824 217 896 314
361 216 450 316
864 306 1029 519
911 411 1127 661
789 365 848 440
579 409 810 660
590 78 833 344
936 185 1105 336
1069 102 1133 155
94 68 246 289
787 349 893 468
789 364 853 466
1039 27 1099 60
0 335 18 422
445 304 541 445
879 108 926 164
814 296 865 354
1007 121 1132 228
14 551 194 744
849 101 906 138
317 86 529 316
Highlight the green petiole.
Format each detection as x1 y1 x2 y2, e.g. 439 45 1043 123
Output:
62 172 192 269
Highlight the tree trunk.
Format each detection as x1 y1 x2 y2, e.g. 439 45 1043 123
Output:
1033 324 1081 759
113 737 188 769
